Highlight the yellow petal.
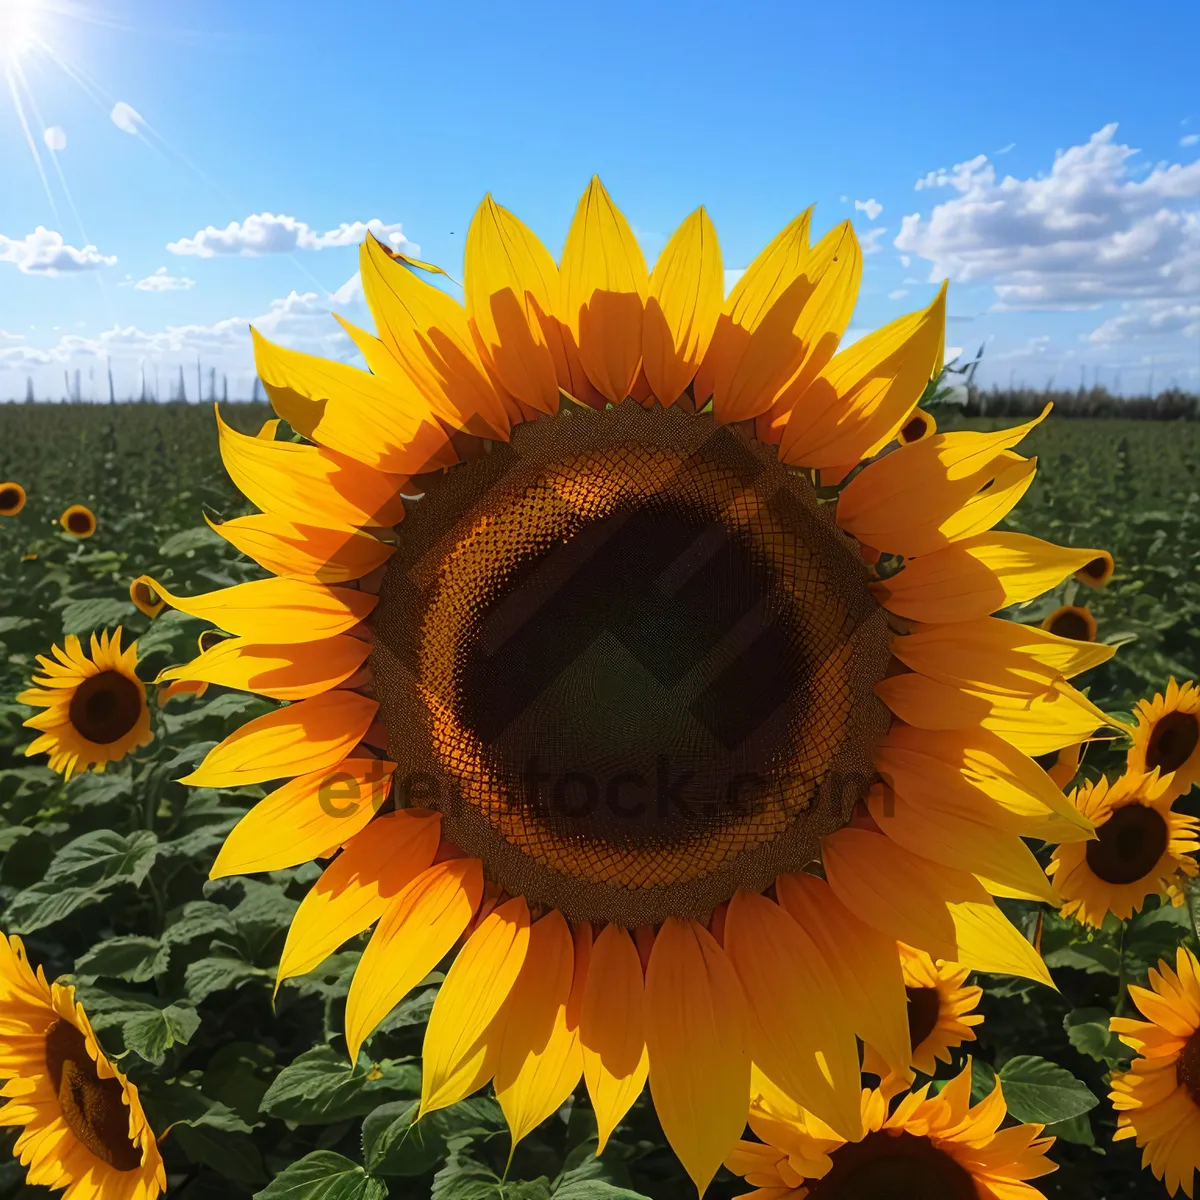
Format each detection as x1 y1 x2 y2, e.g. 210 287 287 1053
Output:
274 810 442 987
421 897 531 1116
140 575 375 644
251 327 455 474
779 283 946 469
774 872 913 1085
345 858 483 1060
724 891 863 1141
359 235 512 438
693 208 813 405
580 924 650 1154
560 176 648 403
205 513 392 583
642 207 723 406
212 757 397 878
494 911 583 1149
179 691 378 787
156 634 370 702
948 900 1054 987
644 917 750 1195
464 195 563 414
216 406 409 528
871 532 1105 624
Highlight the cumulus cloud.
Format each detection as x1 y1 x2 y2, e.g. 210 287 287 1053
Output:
166 213 418 258
860 227 888 256
854 198 883 221
127 267 196 292
1182 134 1200 148
110 102 144 135
896 125 1200 310
1088 301 1200 344
0 228 117 275
43 126 66 152
1 330 24 344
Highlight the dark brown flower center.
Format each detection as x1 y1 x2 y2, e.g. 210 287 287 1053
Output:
68 670 143 746
67 510 93 534
807 1130 978 1200
901 415 929 443
1046 608 1092 642
906 985 942 1053
1085 803 1169 885
0 486 22 512
1082 556 1109 580
1178 1030 1200 1108
1146 711 1200 775
44 1020 142 1171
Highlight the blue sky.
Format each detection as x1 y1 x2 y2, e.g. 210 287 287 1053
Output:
2 0 1198 400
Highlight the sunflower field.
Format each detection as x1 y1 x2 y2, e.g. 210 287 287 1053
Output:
0 201 1199 1200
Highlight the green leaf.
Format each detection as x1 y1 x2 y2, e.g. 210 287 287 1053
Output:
74 936 170 983
433 1148 551 1200
60 596 137 636
185 956 269 1004
65 772 134 809
1064 1007 1129 1066
46 828 159 887
1043 940 1121 976
260 1045 420 1125
122 1004 201 1066
1046 1111 1096 1146
5 881 110 933
164 899 238 945
554 1180 649 1199
0 826 33 853
362 1100 443 1177
174 1121 267 1188
254 1151 387 1200
160 526 223 556
996 1056 1099 1124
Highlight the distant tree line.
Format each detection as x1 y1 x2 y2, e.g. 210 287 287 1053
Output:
961 386 1200 420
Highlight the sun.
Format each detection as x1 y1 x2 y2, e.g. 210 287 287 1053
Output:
0 0 46 62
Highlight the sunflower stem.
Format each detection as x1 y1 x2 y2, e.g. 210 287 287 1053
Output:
1115 921 1129 1017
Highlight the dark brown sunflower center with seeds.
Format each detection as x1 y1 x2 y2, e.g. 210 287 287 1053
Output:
807 1130 977 1200
1178 1030 1200 1108
906 985 941 1052
371 404 892 924
68 671 143 745
1146 712 1200 775
1085 803 1168 885
1082 556 1109 579
0 487 21 511
1047 609 1092 642
901 415 929 442
44 1020 141 1171
66 510 93 534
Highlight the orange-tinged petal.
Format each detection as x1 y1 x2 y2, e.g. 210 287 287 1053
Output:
274 810 442 987
560 176 648 404
139 575 376 644
204 512 392 583
179 691 378 787
644 917 750 1195
421 897 531 1115
156 634 370 702
774 872 913 1084
871 533 1104 624
580 924 650 1154
494 911 583 1148
464 195 562 414
725 891 863 1141
212 757 396 877
215 406 409 528
779 283 946 468
693 208 813 405
345 858 483 1060
251 327 455 475
642 207 723 406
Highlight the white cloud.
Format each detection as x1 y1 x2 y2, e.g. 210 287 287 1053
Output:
110 102 144 135
854 198 883 221
43 126 66 152
126 267 196 292
888 288 909 300
1088 301 1200 344
995 142 1016 155
898 254 911 268
723 267 745 295
1182 134 1200 148
860 227 888 256
0 228 117 275
166 213 418 258
896 125 1200 310
1 330 24 343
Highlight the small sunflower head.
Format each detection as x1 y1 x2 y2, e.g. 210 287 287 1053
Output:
1128 679 1200 798
1075 550 1114 589
0 481 26 516
1041 604 1097 643
129 576 166 618
60 504 97 538
897 407 937 445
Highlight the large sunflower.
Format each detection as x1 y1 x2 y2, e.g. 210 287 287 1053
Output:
1128 679 1200 800
726 1063 1056 1198
144 179 1117 1190
0 935 165 1199
1047 770 1199 927
1110 946 1200 1199
18 630 152 779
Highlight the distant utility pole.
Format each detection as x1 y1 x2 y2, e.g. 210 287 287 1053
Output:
178 364 187 402
208 366 216 402
24 377 34 403
196 355 202 405
63 369 70 402
73 369 81 402
107 362 116 404
251 377 263 403
139 362 147 403
222 373 229 403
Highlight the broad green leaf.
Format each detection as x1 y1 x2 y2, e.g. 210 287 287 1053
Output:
122 1004 201 1066
1064 1007 1129 1066
362 1096 506 1178
259 1046 420 1126
165 900 238 945
1046 1111 1096 1146
0 825 34 854
996 1056 1099 1124
185 956 269 1004
5 881 110 933
65 772 134 808
74 935 170 983
60 596 137 636
1043 941 1121 976
174 1122 267 1189
433 1149 551 1200
160 526 223 556
46 828 159 887
254 1152 387 1200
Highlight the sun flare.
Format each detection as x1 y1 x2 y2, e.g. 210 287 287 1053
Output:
0 0 46 62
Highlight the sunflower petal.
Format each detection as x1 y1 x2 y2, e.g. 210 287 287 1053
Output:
204 513 392 583
494 911 583 1149
212 757 396 878
580 924 650 1154
421 897 531 1116
639 208 725 407
725 890 863 1141
274 811 442 987
560 177 648 404
871 533 1105 624
179 691 378 787
345 858 483 1060
644 917 750 1195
